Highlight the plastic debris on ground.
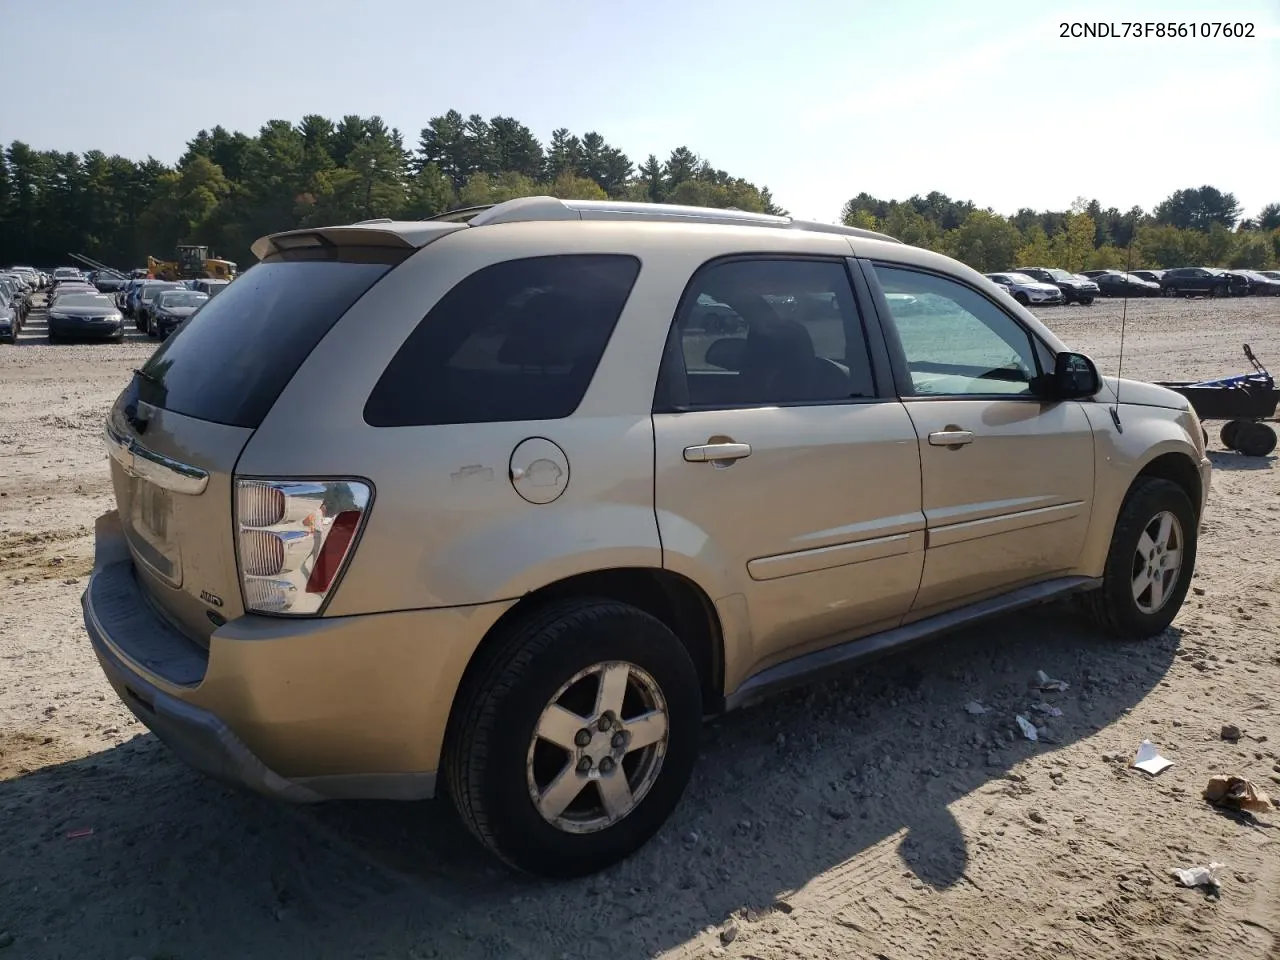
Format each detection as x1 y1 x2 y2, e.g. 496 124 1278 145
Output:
1035 670 1069 692
1204 775 1274 814
1031 702 1063 717
1170 862 1223 890
1015 715 1038 741
965 701 988 715
1132 740 1174 775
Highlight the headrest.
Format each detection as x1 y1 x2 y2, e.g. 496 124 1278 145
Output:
495 291 608 369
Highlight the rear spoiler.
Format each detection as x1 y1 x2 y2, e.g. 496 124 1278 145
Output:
251 222 468 261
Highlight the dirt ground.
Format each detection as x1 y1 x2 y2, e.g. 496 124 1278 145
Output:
1 294 1277 960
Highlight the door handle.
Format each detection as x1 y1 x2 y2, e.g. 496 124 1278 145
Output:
684 442 752 463
928 429 974 447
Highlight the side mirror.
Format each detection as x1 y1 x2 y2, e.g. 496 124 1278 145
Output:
1038 351 1100 400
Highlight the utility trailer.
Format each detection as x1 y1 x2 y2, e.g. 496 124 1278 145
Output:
1153 344 1278 457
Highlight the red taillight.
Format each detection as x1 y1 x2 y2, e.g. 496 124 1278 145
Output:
305 510 362 595
234 479 371 615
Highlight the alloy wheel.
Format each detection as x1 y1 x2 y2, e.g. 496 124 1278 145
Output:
1131 510 1184 615
525 660 669 835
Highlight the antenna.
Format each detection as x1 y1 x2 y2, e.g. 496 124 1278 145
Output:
1109 239 1135 433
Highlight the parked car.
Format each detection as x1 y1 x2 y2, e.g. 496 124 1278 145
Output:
125 279 174 321
117 278 146 313
51 267 83 284
0 287 19 343
1160 267 1248 298
1091 271 1162 298
191 278 231 298
1222 270 1280 296
147 289 209 338
0 276 30 324
48 281 96 305
84 196 1211 880
94 270 130 293
1013 267 1099 304
135 281 186 332
1130 270 1165 285
46 292 125 343
984 272 1065 306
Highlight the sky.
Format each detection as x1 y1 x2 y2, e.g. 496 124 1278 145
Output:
3 0 1278 222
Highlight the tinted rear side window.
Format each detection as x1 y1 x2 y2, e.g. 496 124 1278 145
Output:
138 258 394 428
365 255 641 427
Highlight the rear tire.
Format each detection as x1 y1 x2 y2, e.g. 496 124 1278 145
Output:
1234 422 1277 458
1080 297 1094 305
1081 477 1197 640
444 598 702 879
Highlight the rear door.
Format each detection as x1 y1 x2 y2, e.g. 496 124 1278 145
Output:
652 256 925 684
107 249 405 644
860 261 1095 619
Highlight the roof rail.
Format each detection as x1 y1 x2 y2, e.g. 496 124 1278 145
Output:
424 196 903 243
424 204 497 224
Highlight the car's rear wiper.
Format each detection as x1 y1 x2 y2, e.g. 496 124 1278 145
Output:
132 367 162 386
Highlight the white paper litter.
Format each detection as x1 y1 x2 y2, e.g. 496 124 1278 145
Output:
1031 702 1064 717
1016 715 1038 741
1170 862 1223 889
965 701 988 715
1035 670 1070 692
1132 739 1174 775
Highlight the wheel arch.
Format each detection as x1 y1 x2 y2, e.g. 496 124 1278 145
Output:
442 567 726 762
1133 450 1204 519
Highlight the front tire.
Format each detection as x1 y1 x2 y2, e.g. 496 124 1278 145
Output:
1081 477 1197 639
444 598 702 878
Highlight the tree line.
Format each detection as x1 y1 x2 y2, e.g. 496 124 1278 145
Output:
1 110 1276 277
0 111 783 269
841 186 1280 273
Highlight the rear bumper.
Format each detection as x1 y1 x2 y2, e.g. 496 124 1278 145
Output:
82 522 323 802
82 511 513 803
87 605 326 802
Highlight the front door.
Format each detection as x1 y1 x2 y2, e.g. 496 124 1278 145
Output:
864 262 1096 619
652 257 926 687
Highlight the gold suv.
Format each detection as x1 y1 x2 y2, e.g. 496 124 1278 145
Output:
82 197 1211 877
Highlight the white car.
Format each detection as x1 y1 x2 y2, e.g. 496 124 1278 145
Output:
986 272 1066 306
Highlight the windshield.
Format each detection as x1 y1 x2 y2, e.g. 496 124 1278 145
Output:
1004 273 1037 283
159 292 208 308
1046 269 1073 280
142 284 181 300
54 294 114 309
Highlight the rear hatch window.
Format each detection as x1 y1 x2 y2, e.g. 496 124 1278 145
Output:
135 254 397 428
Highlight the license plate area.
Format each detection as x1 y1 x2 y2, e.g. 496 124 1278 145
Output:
125 478 181 586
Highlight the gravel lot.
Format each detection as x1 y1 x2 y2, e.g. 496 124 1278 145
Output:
1 295 1277 960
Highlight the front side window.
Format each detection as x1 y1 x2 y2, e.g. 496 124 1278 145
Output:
871 264 1041 397
365 255 640 427
656 258 875 410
